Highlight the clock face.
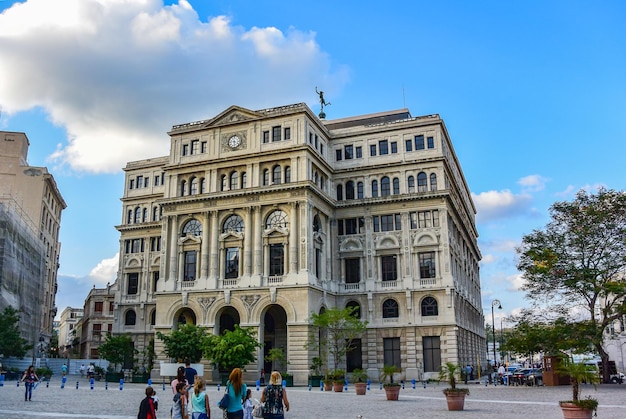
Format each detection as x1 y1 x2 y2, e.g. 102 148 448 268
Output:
228 135 241 148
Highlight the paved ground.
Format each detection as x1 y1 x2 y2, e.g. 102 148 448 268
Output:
0 377 625 418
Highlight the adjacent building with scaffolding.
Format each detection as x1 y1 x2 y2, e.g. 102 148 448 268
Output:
0 131 66 355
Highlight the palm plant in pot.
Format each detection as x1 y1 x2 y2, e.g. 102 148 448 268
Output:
331 369 345 392
380 365 401 400
556 359 599 419
439 362 470 411
351 368 368 395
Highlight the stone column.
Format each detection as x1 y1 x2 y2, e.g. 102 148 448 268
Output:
253 206 262 277
168 215 178 282
289 202 298 274
209 211 219 287
243 207 252 277
200 211 210 281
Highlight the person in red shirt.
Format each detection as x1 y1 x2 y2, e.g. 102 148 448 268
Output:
137 386 157 419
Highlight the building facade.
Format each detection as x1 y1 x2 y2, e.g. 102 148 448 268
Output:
79 286 115 359
57 306 84 357
0 131 66 352
111 103 486 384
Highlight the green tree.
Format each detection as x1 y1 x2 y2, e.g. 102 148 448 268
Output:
98 334 137 372
305 306 368 375
0 306 31 358
517 188 626 383
47 329 60 358
204 325 261 372
156 323 207 363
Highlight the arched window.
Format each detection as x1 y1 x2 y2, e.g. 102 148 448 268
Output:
265 210 288 229
372 180 379 198
381 176 391 196
127 209 132 224
182 219 202 236
430 173 437 191
142 208 148 223
284 166 291 183
134 207 141 223
346 301 361 318
230 172 239 190
152 207 159 222
393 178 400 195
417 172 428 192
190 177 198 195
357 182 364 199
180 180 187 196
125 310 136 326
346 181 355 200
241 172 247 188
263 169 269 186
408 176 415 193
221 175 227 191
272 165 281 184
150 310 156 326
382 299 399 318
314 172 319 186
421 296 438 316
223 215 244 233
337 184 343 201
200 178 206 194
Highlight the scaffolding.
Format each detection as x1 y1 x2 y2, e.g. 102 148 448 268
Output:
0 196 46 354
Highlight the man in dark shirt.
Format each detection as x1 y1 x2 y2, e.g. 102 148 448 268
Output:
184 360 197 386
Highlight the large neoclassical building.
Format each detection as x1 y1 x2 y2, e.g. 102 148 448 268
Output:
110 102 486 384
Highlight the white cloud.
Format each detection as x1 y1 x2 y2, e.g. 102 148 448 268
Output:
0 0 348 173
506 273 524 291
472 189 533 222
517 174 548 192
480 254 497 265
87 252 119 284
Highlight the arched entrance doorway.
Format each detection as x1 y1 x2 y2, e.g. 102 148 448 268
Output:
175 308 197 327
218 306 240 334
263 305 288 374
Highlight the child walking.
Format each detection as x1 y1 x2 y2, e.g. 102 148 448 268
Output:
172 381 189 419
243 388 253 419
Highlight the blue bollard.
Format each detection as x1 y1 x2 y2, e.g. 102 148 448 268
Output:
320 380 323 391
162 381 165 391
282 380 286 388
148 378 152 386
119 378 124 391
401 380 405 389
217 384 220 392
412 379 416 389
76 381 79 389
366 379 370 391
423 380 427 389
46 380 49 388
105 381 108 390
256 379 260 391
308 384 311 391
379 382 382 390
344 379 348 391
90 378 95 390
0 374 4 387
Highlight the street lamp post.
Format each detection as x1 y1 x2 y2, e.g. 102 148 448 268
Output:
491 299 502 368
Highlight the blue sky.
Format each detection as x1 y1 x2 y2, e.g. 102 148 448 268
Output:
1 0 625 326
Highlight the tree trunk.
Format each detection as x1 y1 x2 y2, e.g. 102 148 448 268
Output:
596 343 611 384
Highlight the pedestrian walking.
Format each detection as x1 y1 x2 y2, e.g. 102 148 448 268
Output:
190 377 210 419
61 363 67 377
137 386 157 419
243 389 254 419
171 366 189 395
21 366 39 401
224 368 247 419
80 363 86 378
185 360 198 387
260 371 289 419
172 381 189 419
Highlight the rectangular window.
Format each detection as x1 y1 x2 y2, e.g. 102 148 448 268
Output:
427 136 434 149
405 139 413 151
160 172 165 185
144 177 149 188
315 248 321 279
345 258 360 283
383 337 401 369
315 135 319 149
370 144 377 156
355 146 362 158
380 214 394 232
269 244 284 276
336 149 342 161
272 126 281 142
419 252 436 278
108 324 113 333
309 132 313 143
415 135 425 150
379 140 389 155
320 143 324 155
127 273 139 295
381 255 397 281
344 145 354 160
390 141 397 154
225 247 239 279
184 251 197 281
182 144 189 156
131 239 142 253
136 176 143 188
154 175 160 186
129 179 135 189
109 302 114 313
263 131 270 143
284 127 291 140
423 336 441 372
150 237 161 252
201 141 207 153
152 271 159 292
346 338 363 372
94 302 103 313
191 139 199 154
93 323 102 337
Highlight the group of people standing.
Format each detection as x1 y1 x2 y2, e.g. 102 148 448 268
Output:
137 364 290 419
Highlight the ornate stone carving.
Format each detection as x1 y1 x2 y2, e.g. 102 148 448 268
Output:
241 294 261 311
197 297 216 312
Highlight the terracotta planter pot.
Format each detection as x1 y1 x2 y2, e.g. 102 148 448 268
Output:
384 385 400 400
323 381 333 391
332 381 344 392
443 391 467 411
559 402 594 419
354 382 367 395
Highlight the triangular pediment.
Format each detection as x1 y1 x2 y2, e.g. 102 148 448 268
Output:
205 106 262 128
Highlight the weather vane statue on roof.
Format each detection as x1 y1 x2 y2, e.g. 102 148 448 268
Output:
315 86 331 119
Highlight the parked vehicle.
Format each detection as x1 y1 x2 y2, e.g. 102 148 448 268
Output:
525 368 543 386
